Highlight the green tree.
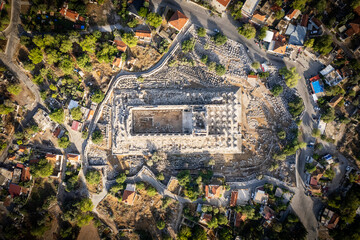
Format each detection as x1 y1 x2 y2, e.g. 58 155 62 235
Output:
77 214 94 227
251 61 260 69
304 38 315 48
351 0 360 9
321 107 335 123
238 24 256 39
201 55 208 64
207 217 218 229
78 198 93 212
28 48 43 64
275 10 285 20
127 18 139 28
92 130 103 144
313 35 333 55
146 12 162 28
288 96 304 118
71 107 83 121
46 49 61 65
178 226 192 240
213 33 227 46
122 32 138 48
208 61 216 71
279 67 300 88
258 26 268 40
156 220 165 230
182 38 195 53
79 35 97 54
33 35 45 49
305 163 316 173
91 89 105 103
58 136 70 149
192 226 207 240
7 83 22 95
177 170 191 186
271 84 283 96
49 108 64 124
81 130 88 139
59 57 75 75
0 104 14 115
229 1 243 20
312 128 321 137
138 7 148 18
197 27 206 37
291 0 308 10
60 39 73 53
77 54 92 72
157 173 165 181
215 64 226 76
147 186 157 197
86 170 101 185
324 168 335 180
277 130 286 139
31 159 54 178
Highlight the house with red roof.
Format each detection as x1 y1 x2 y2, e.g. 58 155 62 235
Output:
168 10 189 31
205 185 225 200
234 212 247 227
67 153 81 165
113 57 123 69
122 184 136 205
71 120 81 131
210 0 232 13
199 213 213 225
284 9 301 21
114 38 128 52
135 30 152 43
9 183 22 198
59 6 84 23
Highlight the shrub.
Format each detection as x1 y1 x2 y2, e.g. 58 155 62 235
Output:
31 159 54 178
91 89 105 103
147 186 157 197
157 220 165 230
7 84 22 95
215 64 226 76
271 84 283 96
71 107 83 121
157 173 165 181
197 27 206 37
312 128 321 137
146 12 162 28
86 170 101 185
251 61 260 69
58 136 70 149
213 33 227 46
238 24 256 39
49 108 65 124
92 130 103 144
122 32 138 48
182 38 195 53
208 61 216 71
201 55 208 64
277 130 286 139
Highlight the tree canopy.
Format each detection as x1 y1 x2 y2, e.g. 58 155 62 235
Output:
229 1 243 20
197 27 206 37
92 130 103 144
7 83 22 95
49 108 65 124
122 32 138 48
71 107 83 121
86 170 101 185
146 12 162 28
313 35 333 55
288 96 304 118
91 89 105 103
31 159 54 178
28 48 43 64
58 136 70 149
271 84 283 96
213 33 227 46
258 26 268 40
215 64 226 76
238 24 256 39
279 67 300 88
182 38 195 53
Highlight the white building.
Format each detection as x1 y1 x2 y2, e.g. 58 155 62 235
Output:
241 0 261 17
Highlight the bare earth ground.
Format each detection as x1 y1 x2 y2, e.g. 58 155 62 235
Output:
130 46 162 71
97 190 179 239
86 0 119 26
77 220 100 240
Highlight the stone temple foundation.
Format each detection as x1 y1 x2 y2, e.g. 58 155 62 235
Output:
112 88 242 155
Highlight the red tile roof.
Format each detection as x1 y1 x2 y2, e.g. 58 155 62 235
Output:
346 23 360 37
87 110 94 121
205 185 224 199
201 213 212 224
114 40 127 52
9 183 21 197
135 30 152 38
301 14 309 27
113 58 122 68
53 127 61 138
286 9 300 19
168 10 189 31
235 212 246 227
21 167 31 182
248 75 258 79
310 75 320 82
216 0 231 8
46 153 57 162
71 120 80 131
230 191 238 207
60 8 79 22
252 12 266 22
355 6 360 16
327 214 340 229
122 190 136 205
67 154 80 161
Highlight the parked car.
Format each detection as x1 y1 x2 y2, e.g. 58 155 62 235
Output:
307 141 315 148
306 156 310 163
